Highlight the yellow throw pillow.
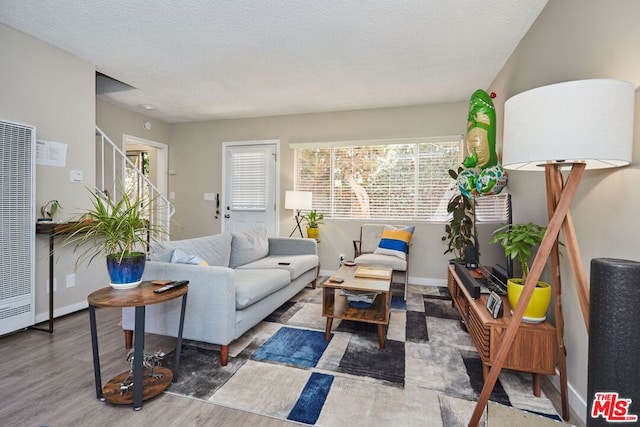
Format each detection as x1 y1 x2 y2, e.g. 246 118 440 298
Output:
373 226 414 259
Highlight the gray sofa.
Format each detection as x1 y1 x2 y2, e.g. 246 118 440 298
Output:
122 228 318 366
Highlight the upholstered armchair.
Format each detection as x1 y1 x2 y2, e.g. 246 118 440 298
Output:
352 224 413 300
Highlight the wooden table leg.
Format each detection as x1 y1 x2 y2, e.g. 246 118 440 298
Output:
377 324 386 349
532 373 541 397
325 318 333 341
482 364 489 382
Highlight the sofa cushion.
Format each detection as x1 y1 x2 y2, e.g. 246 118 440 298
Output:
234 268 291 310
229 227 269 268
354 253 407 271
149 233 232 267
237 254 318 281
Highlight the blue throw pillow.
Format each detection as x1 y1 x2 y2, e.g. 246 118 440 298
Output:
373 226 414 259
170 248 209 266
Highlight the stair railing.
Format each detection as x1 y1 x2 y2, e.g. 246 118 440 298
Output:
95 126 174 239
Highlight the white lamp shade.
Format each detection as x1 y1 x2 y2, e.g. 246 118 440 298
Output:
285 191 312 210
503 79 635 171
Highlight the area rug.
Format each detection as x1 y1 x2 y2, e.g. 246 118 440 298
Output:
162 282 561 426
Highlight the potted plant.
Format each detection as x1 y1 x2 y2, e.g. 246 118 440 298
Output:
38 199 62 222
441 168 476 263
62 188 166 289
489 222 551 323
301 210 323 239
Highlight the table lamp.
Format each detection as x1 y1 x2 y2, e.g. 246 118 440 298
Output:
285 190 312 237
469 79 635 426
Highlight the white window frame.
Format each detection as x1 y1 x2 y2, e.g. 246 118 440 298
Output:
292 136 510 224
292 136 467 222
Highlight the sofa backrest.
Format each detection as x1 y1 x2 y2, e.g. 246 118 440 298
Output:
359 224 385 254
359 224 410 254
149 233 233 267
229 227 269 268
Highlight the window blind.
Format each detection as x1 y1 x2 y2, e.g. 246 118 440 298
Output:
230 150 268 211
295 138 464 221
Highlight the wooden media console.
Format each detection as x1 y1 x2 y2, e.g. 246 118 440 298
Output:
447 265 556 396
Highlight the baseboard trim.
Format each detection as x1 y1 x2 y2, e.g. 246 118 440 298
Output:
34 301 88 324
548 369 587 425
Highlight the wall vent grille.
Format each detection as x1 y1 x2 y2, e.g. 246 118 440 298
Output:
0 120 35 334
0 303 31 320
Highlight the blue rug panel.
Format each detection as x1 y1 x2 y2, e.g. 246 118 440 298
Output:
390 295 406 310
287 372 334 424
252 326 331 368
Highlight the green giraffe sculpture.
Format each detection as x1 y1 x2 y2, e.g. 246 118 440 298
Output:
463 89 498 169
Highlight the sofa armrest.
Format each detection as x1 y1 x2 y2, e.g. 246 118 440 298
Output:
268 237 317 256
122 261 237 344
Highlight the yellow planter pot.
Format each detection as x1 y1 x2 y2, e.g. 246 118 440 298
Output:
507 278 552 323
306 227 319 239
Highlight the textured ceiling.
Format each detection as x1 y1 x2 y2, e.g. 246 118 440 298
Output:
0 1 548 123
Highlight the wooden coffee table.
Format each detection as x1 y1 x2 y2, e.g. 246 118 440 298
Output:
322 264 392 349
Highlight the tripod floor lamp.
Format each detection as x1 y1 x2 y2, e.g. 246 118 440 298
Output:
285 190 312 238
469 79 635 426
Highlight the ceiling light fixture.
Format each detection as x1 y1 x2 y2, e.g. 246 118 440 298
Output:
140 104 155 110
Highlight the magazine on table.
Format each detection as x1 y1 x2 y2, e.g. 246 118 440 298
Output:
340 289 379 304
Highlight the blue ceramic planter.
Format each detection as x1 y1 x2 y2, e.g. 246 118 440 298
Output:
106 253 146 289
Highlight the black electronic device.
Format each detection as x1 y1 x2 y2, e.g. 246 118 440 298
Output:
464 246 479 269
278 262 291 265
486 291 504 318
153 280 189 293
491 264 509 285
454 263 507 300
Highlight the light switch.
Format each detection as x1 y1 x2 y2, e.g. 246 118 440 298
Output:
70 170 83 182
204 193 216 201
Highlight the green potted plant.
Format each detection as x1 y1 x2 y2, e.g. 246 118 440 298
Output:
62 188 166 289
301 210 323 239
38 199 62 222
489 222 551 323
441 168 476 263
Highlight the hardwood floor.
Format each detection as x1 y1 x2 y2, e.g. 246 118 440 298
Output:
0 308 297 426
0 307 583 426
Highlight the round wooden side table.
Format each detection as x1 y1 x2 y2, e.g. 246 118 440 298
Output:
87 281 188 410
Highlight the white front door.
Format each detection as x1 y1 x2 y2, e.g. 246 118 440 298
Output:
222 141 278 236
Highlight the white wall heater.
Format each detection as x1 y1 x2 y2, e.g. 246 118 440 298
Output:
0 120 35 335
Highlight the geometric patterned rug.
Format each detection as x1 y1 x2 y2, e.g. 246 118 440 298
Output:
162 282 561 426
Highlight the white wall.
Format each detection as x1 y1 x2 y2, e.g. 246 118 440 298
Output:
489 1 640 422
0 24 106 318
96 99 170 148
167 103 508 283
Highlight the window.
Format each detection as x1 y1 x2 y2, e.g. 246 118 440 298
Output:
293 137 464 222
